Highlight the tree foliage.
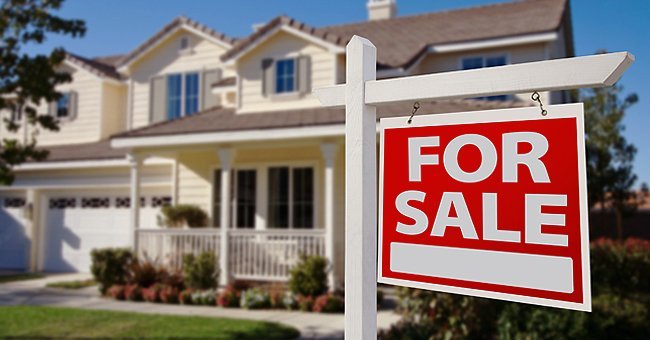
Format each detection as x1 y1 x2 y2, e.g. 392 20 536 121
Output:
0 0 85 184
582 53 640 238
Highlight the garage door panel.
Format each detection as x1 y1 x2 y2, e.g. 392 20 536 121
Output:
44 192 168 273
0 196 28 270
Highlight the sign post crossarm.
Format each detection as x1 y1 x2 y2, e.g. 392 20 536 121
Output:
344 35 377 339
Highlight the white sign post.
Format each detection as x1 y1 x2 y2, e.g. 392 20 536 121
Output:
314 35 633 339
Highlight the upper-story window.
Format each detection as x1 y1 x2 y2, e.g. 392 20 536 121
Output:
461 55 508 100
179 36 189 51
48 91 77 121
57 93 70 118
166 72 199 120
275 59 296 94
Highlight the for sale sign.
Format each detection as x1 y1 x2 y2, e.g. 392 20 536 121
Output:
378 104 591 311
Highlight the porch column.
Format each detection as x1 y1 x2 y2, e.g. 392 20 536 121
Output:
127 153 143 251
218 148 234 286
321 142 338 290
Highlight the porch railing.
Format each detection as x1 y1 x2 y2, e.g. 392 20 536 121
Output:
136 229 221 270
136 228 326 281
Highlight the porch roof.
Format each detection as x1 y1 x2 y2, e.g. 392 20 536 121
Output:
112 99 528 140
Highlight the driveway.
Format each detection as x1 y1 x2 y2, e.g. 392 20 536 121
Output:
0 274 401 339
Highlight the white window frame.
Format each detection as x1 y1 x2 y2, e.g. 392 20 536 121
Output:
164 71 202 119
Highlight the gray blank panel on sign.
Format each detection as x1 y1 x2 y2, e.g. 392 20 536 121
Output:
390 242 574 293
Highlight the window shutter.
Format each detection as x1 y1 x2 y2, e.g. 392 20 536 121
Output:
297 56 311 94
67 91 78 120
48 101 57 116
261 58 275 96
150 76 167 123
201 69 222 110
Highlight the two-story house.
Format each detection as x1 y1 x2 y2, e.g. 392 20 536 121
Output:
0 0 574 288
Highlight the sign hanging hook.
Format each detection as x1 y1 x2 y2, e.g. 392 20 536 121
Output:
407 102 421 124
531 91 548 116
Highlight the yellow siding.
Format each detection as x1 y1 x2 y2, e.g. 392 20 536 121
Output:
101 83 127 139
129 29 229 129
177 151 217 217
237 30 336 113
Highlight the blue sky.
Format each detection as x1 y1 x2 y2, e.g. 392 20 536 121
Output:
26 0 650 186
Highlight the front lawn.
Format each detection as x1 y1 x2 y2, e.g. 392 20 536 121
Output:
0 273 45 284
0 306 300 339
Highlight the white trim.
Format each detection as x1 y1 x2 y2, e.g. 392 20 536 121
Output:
429 32 559 54
14 158 172 171
223 25 344 66
118 24 233 73
111 124 346 149
211 85 236 94
63 59 125 85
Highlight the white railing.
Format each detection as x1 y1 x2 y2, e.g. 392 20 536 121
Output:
136 228 221 270
228 229 326 281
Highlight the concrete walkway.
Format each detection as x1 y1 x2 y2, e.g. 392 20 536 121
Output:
0 274 401 339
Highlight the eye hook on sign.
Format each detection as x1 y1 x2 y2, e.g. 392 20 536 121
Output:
407 102 421 124
531 91 548 116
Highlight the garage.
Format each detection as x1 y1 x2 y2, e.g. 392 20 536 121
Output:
43 190 170 272
0 193 29 270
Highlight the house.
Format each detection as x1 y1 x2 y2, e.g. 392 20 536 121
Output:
0 0 574 288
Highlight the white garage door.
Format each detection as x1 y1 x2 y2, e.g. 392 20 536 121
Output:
0 194 28 270
43 191 170 272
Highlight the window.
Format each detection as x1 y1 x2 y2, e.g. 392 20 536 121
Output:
10 106 21 123
213 169 222 228
275 59 296 94
461 55 508 100
236 169 256 229
180 36 189 51
57 93 70 118
166 72 199 120
267 166 314 229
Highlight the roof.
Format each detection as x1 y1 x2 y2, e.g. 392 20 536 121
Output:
65 53 123 80
114 99 528 139
118 16 237 69
212 77 236 88
41 140 126 162
222 0 568 68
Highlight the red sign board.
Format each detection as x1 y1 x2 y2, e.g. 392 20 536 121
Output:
378 104 591 311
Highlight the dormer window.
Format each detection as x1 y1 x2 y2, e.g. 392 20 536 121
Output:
275 58 296 94
57 93 70 118
48 91 77 121
179 36 190 51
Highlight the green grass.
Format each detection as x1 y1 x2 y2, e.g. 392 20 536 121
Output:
0 306 300 339
0 273 45 284
46 279 96 289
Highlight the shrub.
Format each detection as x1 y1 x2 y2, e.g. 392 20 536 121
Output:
590 238 650 297
191 290 204 305
282 291 298 310
124 284 143 302
179 289 193 305
313 293 344 313
107 284 126 300
200 289 217 306
240 288 271 310
90 248 133 294
183 252 219 290
288 255 328 297
160 285 180 304
127 257 162 288
142 284 163 303
217 286 240 308
160 205 208 228
297 295 314 312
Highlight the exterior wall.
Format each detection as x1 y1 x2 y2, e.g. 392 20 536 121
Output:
101 83 128 139
0 64 107 146
128 29 231 129
176 150 217 217
236 29 337 113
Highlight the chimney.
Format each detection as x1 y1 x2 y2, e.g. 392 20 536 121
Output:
367 0 397 21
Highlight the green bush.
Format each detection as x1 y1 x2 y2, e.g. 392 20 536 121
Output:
183 252 219 290
126 257 161 288
312 293 344 313
159 205 208 228
240 288 271 309
288 255 328 297
90 248 133 294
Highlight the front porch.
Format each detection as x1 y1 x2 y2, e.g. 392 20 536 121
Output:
126 139 344 287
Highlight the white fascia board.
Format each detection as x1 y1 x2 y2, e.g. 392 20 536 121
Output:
429 32 558 54
224 25 344 66
14 157 172 171
111 124 346 149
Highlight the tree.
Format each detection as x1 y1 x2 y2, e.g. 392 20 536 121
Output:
582 53 639 239
0 0 85 185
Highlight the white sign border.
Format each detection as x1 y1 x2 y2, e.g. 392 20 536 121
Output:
377 103 591 312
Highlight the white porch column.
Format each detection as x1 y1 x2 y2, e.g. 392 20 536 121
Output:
127 153 143 251
218 148 234 286
320 142 338 290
